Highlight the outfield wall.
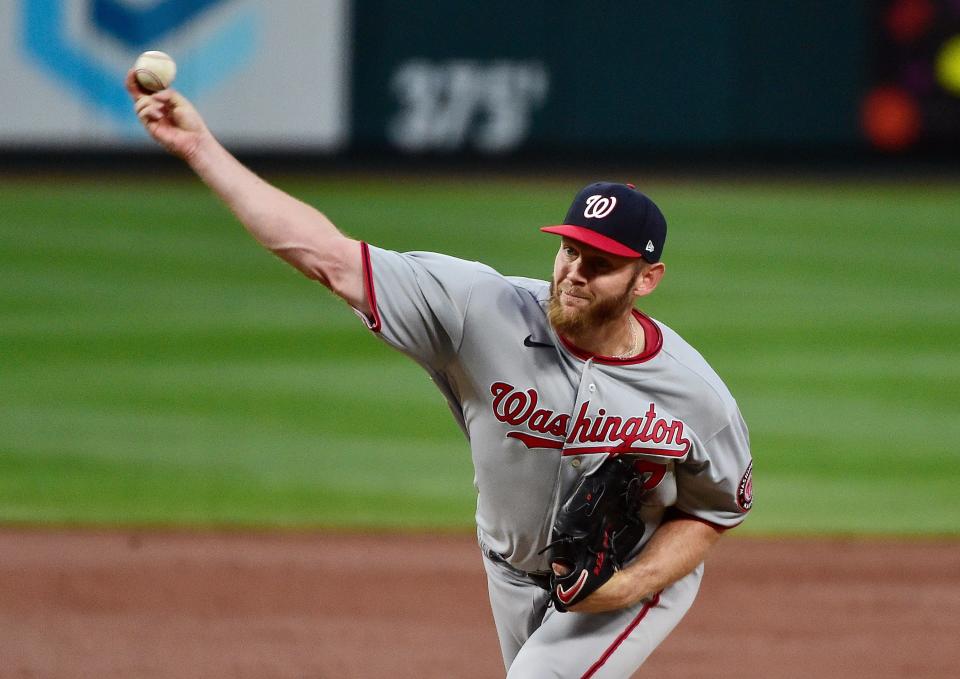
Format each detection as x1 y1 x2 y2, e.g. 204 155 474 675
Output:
2 0 959 158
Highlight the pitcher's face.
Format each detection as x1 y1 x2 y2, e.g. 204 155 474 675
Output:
547 239 642 335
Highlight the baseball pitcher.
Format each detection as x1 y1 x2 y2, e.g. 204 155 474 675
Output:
128 72 753 678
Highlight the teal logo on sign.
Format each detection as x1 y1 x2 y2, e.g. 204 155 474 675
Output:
22 0 257 128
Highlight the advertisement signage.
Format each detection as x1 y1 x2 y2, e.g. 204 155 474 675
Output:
0 0 349 150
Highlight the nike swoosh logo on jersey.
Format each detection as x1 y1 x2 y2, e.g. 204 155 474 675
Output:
523 335 553 348
556 569 589 605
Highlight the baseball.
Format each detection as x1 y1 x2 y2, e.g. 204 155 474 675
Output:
133 50 176 92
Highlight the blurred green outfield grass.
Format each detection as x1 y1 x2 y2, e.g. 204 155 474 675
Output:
1 173 958 534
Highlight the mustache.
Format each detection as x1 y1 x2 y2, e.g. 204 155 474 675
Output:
552 282 592 301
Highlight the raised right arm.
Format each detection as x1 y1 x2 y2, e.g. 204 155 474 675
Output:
127 71 367 314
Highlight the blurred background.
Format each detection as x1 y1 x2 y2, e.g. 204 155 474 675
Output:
1 0 958 535
6 0 960 159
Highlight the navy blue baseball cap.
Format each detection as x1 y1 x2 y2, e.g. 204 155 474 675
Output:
541 182 667 263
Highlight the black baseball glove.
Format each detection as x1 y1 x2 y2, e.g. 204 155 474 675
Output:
539 455 646 612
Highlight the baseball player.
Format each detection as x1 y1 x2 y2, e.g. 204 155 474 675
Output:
129 73 753 678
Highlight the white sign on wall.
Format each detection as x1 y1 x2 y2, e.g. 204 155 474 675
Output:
388 60 549 153
0 0 349 150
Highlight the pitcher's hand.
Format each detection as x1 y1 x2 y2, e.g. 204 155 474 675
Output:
126 69 210 161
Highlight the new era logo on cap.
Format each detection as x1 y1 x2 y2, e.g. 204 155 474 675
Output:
540 182 667 263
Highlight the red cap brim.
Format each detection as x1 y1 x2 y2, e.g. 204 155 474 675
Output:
540 225 643 258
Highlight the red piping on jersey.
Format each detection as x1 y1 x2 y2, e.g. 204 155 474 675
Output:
563 443 686 458
581 592 662 678
557 310 663 365
505 433 686 459
507 432 565 449
360 242 382 333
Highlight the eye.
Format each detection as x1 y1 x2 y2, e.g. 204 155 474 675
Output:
563 246 578 258
592 260 612 273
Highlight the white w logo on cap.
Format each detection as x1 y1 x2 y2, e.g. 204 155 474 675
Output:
583 195 617 219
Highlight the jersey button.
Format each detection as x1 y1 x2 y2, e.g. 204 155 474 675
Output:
570 458 581 468
588 384 596 393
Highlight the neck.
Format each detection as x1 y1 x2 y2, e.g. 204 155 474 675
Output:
559 310 642 358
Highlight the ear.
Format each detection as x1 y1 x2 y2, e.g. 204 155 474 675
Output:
633 262 665 297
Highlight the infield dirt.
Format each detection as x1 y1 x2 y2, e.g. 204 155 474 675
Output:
1 530 957 678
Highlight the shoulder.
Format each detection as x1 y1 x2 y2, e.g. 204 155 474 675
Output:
367 246 548 307
377 248 493 274
651 319 741 427
503 275 550 301
365 246 496 293
408 253 550 303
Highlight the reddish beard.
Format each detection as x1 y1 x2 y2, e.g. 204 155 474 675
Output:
547 279 636 336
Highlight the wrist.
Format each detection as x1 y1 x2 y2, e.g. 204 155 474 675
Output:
617 563 656 607
184 130 221 172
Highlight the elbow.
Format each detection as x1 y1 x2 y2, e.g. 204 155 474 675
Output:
302 264 333 288
271 238 364 308
272 247 332 287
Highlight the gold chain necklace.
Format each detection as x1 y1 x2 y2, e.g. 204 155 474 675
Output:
611 316 640 359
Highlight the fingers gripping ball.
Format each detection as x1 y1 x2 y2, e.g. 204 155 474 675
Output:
134 51 177 92
539 456 647 612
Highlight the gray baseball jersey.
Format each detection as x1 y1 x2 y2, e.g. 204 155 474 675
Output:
357 243 753 676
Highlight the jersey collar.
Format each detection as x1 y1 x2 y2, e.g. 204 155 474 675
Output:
555 310 663 365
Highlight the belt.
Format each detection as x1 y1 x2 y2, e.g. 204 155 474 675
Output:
484 548 553 591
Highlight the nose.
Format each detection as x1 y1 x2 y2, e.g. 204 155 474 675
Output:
566 259 588 285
